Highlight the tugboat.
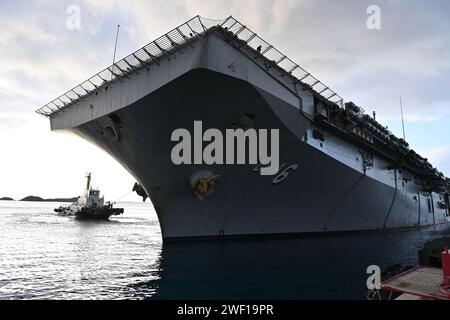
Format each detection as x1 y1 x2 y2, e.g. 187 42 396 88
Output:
54 173 124 220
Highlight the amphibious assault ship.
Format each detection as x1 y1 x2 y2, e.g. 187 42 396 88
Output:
38 16 450 240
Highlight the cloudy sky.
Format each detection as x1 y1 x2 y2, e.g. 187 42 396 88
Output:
0 0 449 201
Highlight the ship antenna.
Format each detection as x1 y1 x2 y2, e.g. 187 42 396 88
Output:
111 24 120 80
400 96 406 141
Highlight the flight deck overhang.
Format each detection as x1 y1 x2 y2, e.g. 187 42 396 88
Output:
37 16 343 125
36 15 449 191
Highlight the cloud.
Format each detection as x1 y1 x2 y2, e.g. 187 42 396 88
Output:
0 0 449 199
249 0 450 124
3 0 449 119
83 0 302 44
0 14 59 46
0 2 121 116
424 146 450 162
421 146 450 175
401 96 450 125
0 117 25 130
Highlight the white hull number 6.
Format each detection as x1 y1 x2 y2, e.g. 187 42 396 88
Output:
272 164 298 185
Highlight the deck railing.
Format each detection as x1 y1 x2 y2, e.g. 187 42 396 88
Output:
36 15 344 117
218 16 344 107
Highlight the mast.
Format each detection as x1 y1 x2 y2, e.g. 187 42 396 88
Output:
400 96 406 141
111 24 120 80
86 172 92 191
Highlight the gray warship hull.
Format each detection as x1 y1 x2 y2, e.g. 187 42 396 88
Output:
40 17 450 241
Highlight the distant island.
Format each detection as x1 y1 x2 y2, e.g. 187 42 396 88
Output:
0 197 14 201
20 196 78 203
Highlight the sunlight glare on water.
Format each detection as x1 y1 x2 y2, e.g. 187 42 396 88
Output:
0 201 162 300
1 200 449 300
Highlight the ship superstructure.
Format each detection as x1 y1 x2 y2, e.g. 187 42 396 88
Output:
77 172 104 208
40 16 449 240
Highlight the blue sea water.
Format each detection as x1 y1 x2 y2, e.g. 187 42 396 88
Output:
0 200 449 300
